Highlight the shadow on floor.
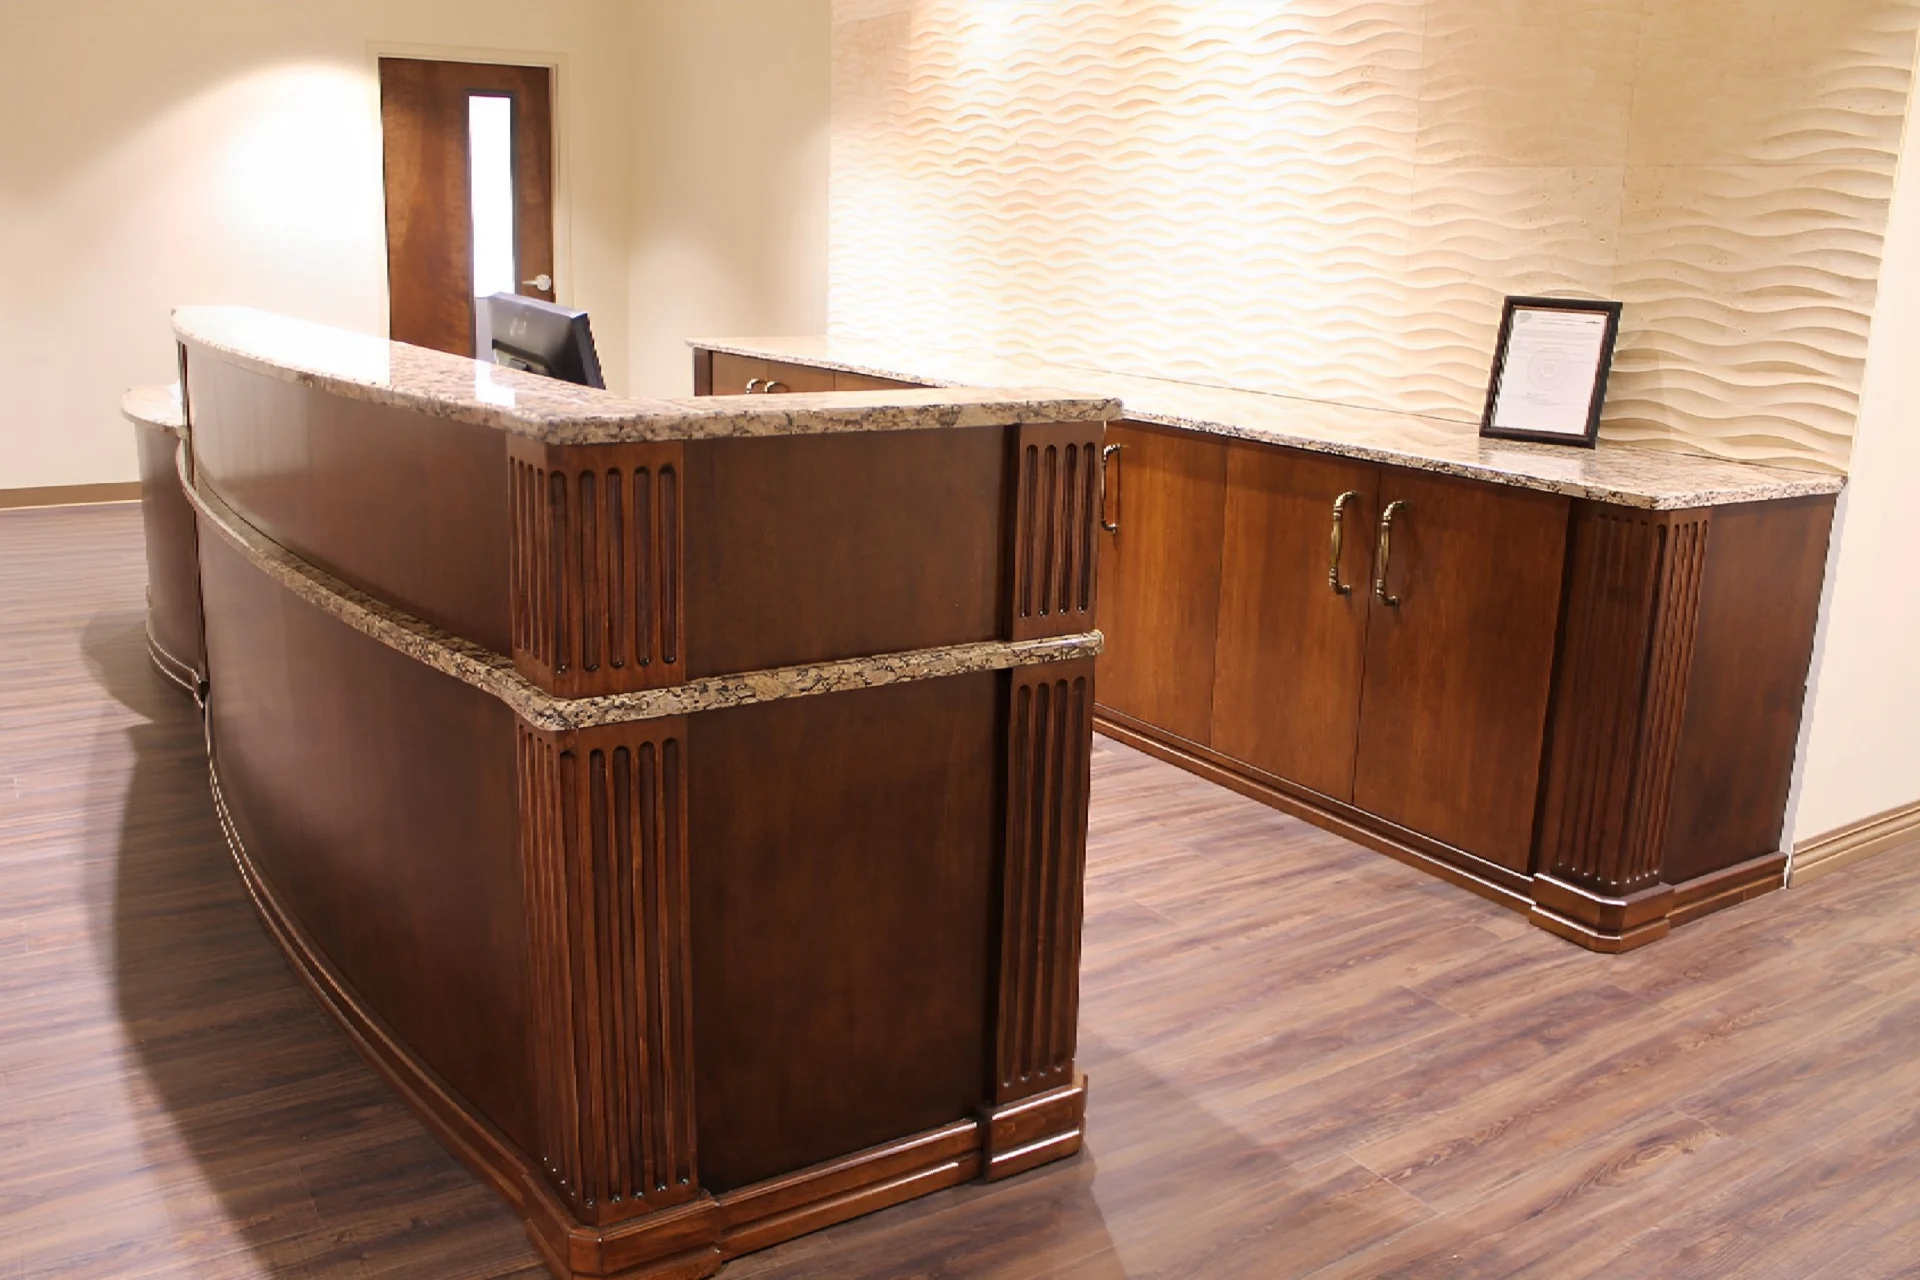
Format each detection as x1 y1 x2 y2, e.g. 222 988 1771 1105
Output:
80 611 542 1279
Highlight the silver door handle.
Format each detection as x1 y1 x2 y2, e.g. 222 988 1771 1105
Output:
522 274 552 292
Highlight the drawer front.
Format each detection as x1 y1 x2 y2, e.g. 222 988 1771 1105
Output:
761 359 837 394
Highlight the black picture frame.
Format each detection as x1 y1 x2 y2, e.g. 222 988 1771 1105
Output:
1478 295 1623 449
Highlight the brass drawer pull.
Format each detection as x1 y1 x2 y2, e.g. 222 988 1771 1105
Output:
744 377 765 394
764 379 790 394
1375 500 1406 607
1329 490 1360 595
1100 443 1123 533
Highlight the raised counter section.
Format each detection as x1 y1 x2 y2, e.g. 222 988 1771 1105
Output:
690 334 1844 511
176 307 1116 444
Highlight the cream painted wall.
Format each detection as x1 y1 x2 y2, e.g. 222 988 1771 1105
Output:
1791 47 1920 845
0 0 635 491
626 0 831 397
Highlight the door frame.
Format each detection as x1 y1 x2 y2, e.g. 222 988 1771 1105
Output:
366 41 575 329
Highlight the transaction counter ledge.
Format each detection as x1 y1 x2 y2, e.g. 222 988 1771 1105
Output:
134 306 1117 1280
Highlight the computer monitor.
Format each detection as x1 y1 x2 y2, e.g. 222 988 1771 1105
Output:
483 293 605 389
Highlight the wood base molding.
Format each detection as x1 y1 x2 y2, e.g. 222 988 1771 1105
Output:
203 732 1079 1279
978 1075 1087 1182
0 481 141 511
1096 711 1790 952
1793 801 1920 885
145 618 202 702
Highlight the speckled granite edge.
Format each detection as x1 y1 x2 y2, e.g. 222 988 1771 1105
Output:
183 455 1100 730
691 337 1847 511
121 384 185 436
172 307 1116 445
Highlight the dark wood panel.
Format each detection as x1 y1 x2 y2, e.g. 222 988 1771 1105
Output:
1353 468 1569 872
508 438 687 695
1536 504 1711 903
685 675 1002 1193
381 58 554 356
708 352 767 395
196 529 535 1153
519 719 699 1226
762 359 836 395
680 430 1006 677
1094 421 1228 745
134 418 205 686
1662 495 1836 883
1212 443 1378 802
185 352 513 654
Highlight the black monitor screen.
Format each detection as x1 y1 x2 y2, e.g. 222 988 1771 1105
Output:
484 293 605 389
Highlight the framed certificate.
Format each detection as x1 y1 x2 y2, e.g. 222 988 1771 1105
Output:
1479 296 1622 448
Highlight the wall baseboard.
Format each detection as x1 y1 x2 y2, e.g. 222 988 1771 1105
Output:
0 482 141 511
1791 799 1920 885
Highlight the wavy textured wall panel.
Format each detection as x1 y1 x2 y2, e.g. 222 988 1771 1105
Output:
830 0 1919 470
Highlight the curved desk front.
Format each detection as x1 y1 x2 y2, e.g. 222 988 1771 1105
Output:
152 307 1117 1280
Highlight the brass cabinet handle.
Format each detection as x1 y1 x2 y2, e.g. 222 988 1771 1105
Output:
764 379 790 394
1375 500 1406 607
1099 443 1123 533
1329 490 1361 595
744 377 765 394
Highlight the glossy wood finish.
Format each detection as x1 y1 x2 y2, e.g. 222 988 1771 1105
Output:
380 58 555 357
1010 425 1103 642
680 430 1008 677
1353 469 1569 874
1211 444 1378 802
186 353 513 654
687 676 1002 1194
1094 421 1227 746
15 515 1919 1279
705 353 837 396
196 529 538 1153
1662 496 1834 883
509 438 687 696
133 416 204 691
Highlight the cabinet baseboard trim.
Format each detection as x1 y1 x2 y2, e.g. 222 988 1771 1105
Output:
1791 800 1920 885
0 482 141 510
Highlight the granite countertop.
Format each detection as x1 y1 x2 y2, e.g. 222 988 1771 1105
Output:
171 308 1117 445
121 384 185 435
691 335 1847 510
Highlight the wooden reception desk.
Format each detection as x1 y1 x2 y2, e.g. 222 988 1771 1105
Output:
146 308 1116 1280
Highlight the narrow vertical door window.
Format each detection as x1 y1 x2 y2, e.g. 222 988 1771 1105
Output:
468 94 516 299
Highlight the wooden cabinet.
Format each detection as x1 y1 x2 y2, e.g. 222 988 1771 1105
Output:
1211 444 1377 801
1097 422 1227 746
1350 470 1568 873
707 351 837 395
686 346 1837 951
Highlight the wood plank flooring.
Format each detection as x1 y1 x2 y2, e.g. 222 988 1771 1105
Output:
5 501 1920 1279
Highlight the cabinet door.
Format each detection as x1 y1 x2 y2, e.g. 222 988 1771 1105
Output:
1212 444 1379 802
1352 470 1568 872
1096 423 1228 745
710 351 768 395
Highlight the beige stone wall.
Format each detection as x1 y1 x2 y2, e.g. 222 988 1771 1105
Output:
830 0 1920 470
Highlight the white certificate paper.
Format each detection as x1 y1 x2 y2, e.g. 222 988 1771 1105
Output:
1490 308 1611 437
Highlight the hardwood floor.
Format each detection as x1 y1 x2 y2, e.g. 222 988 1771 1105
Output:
5 501 1920 1278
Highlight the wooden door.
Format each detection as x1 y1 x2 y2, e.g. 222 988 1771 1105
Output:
379 58 554 356
1211 444 1379 801
1352 469 1569 872
1095 422 1227 746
